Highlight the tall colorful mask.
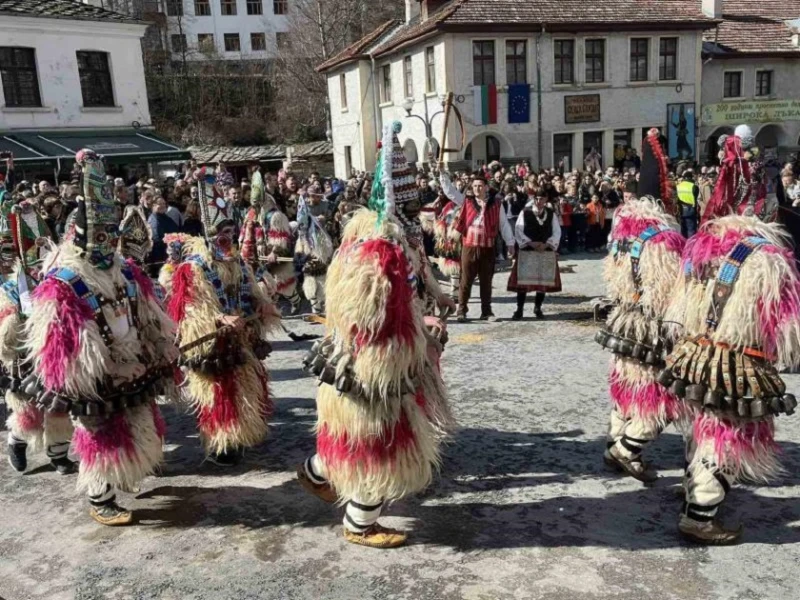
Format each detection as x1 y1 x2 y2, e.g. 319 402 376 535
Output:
196 168 237 262
74 148 120 269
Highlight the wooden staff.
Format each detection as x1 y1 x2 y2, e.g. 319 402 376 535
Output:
436 92 454 171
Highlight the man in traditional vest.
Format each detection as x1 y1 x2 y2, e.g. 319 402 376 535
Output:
676 171 699 238
439 173 515 322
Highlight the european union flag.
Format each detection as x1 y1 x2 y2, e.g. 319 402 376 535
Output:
508 84 531 124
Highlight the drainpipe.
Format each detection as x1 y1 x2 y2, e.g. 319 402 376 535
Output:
370 55 381 152
536 25 544 169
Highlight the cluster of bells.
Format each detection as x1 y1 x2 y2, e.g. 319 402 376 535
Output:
179 338 272 374
656 367 797 418
3 367 171 417
594 329 667 367
302 338 413 401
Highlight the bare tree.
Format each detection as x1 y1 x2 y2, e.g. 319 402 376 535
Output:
269 0 404 142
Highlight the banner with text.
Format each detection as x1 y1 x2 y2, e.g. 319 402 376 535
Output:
701 99 800 127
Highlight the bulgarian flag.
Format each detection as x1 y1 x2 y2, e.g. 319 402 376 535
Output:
473 84 497 125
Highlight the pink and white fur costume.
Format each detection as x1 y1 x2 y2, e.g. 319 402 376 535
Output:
601 199 688 469
25 244 176 499
3 262 73 461
663 215 800 523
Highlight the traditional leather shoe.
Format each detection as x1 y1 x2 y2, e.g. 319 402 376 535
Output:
678 515 742 545
296 464 337 503
602 450 624 473
89 502 133 526
605 446 658 484
343 523 408 549
456 313 467 323
7 442 27 473
534 308 545 319
50 456 77 476
511 310 523 321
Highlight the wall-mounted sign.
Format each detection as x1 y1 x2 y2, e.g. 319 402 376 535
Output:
564 94 601 124
701 99 800 127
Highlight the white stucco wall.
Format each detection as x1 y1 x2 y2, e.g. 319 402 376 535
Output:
328 28 706 177
700 56 800 159
164 0 289 60
1 16 151 130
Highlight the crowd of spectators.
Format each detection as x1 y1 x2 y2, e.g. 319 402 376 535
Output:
2 150 800 276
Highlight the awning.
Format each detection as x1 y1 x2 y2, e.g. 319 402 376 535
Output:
0 129 190 167
0 135 54 167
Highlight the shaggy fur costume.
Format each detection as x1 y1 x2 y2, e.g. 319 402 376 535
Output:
433 201 463 279
664 215 800 481
1 263 73 451
25 244 175 493
602 199 688 451
314 209 452 503
168 237 279 455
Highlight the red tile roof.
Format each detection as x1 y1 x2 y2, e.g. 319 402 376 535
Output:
703 0 800 56
316 19 402 72
319 0 718 71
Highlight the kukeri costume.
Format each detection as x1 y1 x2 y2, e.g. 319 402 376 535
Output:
167 169 278 467
240 170 298 312
594 129 688 483
433 199 463 301
298 122 454 549
25 149 176 526
294 197 333 315
4 201 75 475
659 125 800 544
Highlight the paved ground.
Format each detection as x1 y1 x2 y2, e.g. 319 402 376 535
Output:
2 253 800 600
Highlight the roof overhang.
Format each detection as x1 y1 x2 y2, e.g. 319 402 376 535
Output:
0 129 189 169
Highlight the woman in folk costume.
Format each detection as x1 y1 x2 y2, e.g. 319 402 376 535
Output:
240 168 297 311
25 149 177 526
294 196 333 315
168 169 279 467
297 121 455 549
507 192 562 320
658 124 800 545
595 129 688 484
433 197 463 301
4 201 75 475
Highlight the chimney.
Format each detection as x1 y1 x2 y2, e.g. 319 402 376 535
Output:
702 0 723 19
421 0 448 21
405 0 421 23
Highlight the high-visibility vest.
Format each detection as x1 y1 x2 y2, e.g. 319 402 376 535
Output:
677 181 696 206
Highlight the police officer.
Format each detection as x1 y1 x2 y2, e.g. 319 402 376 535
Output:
676 170 700 238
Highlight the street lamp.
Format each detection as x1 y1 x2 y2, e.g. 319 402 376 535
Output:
401 96 447 164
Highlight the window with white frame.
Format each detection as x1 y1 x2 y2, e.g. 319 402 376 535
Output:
0 46 42 107
76 50 114 107
585 39 605 83
756 70 773 97
380 64 392 103
472 41 495 86
251 33 266 51
220 0 236 15
403 56 413 98
247 0 263 15
425 47 436 93
166 0 183 16
723 71 742 98
506 40 527 85
629 38 649 82
553 39 574 84
659 38 678 80
224 33 241 52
